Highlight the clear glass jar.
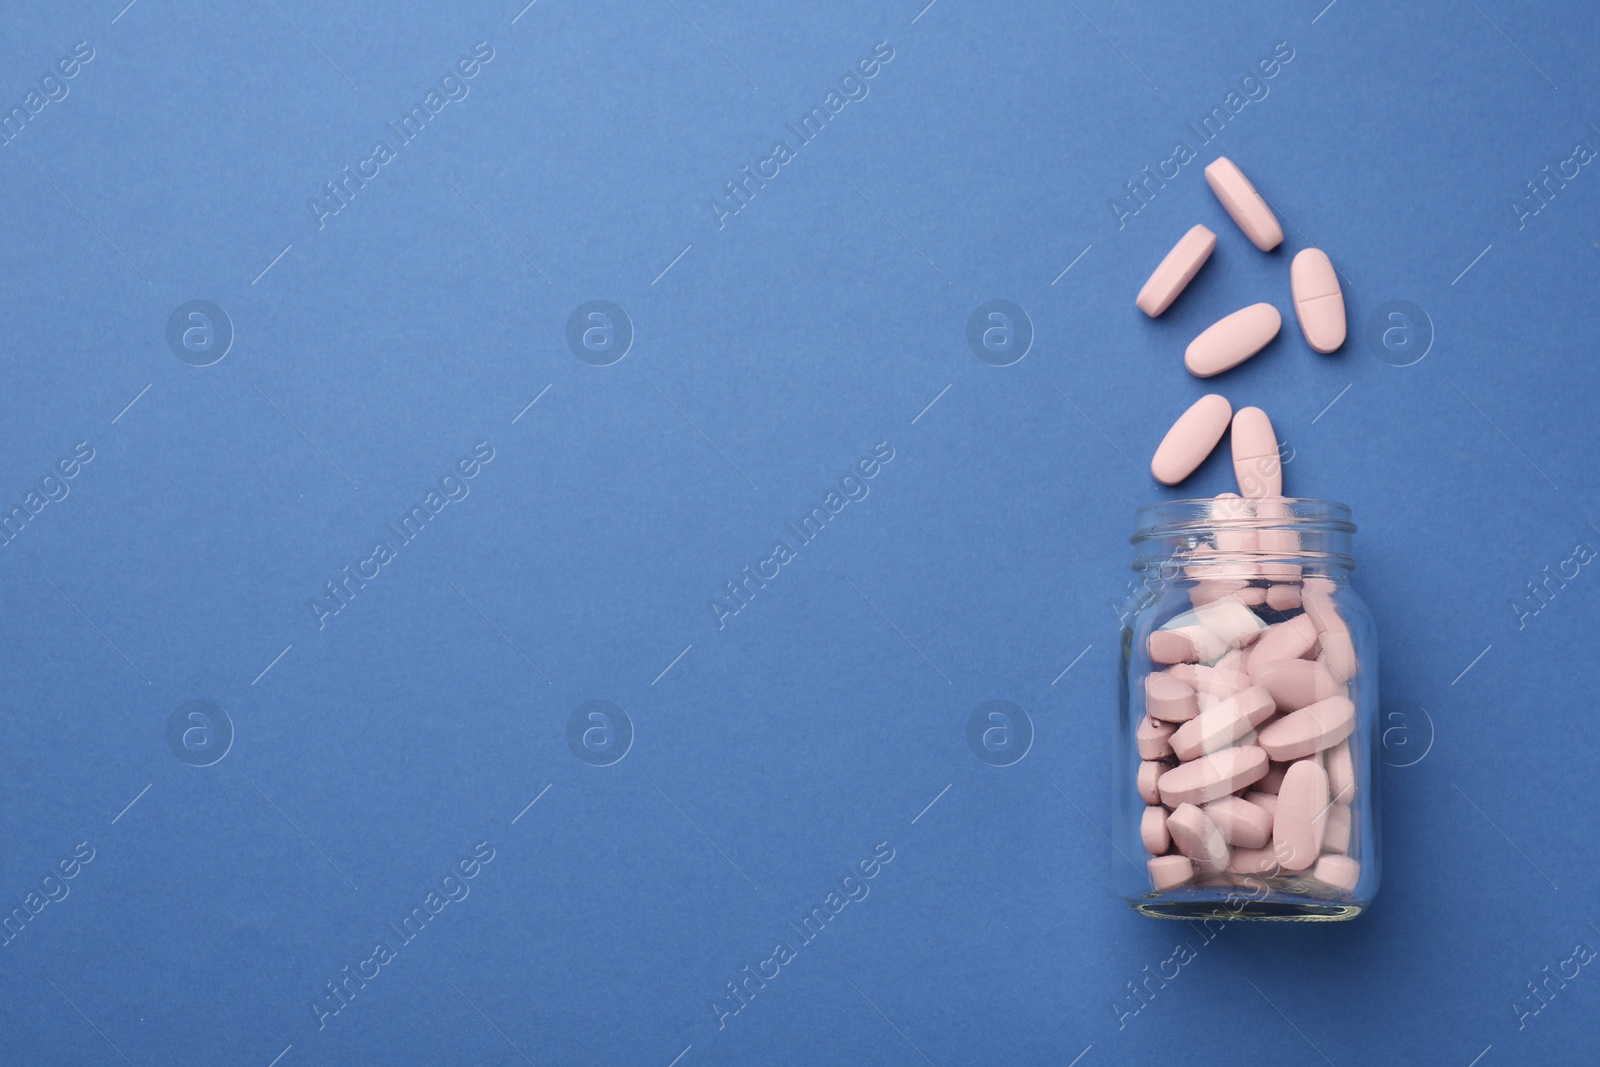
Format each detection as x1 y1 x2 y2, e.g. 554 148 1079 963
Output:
1115 497 1379 921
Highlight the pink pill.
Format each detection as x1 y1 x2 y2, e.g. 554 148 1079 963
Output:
1138 759 1172 805
1208 494 1259 576
1166 663 1253 708
1167 803 1229 871
1327 739 1356 803
1146 672 1199 722
1230 406 1282 498
1158 745 1268 806
1290 248 1346 353
1301 577 1338 624
1205 795 1273 848
1151 394 1233 485
1265 583 1302 611
1192 598 1267 649
1252 497 1301 581
1273 759 1330 872
1257 695 1355 761
1318 631 1357 683
1243 791 1277 820
1318 639 1356 681
1191 580 1268 609
1186 304 1281 379
1158 620 1228 662
1141 805 1171 854
1204 156 1283 251
1209 490 1251 522
1210 491 1250 520
1157 601 1263 662
1228 845 1279 875
1323 803 1352 855
1301 584 1356 681
1246 615 1319 673
1302 578 1357 681
1184 543 1257 584
1149 629 1195 665
1138 224 1217 317
1137 715 1176 760
1170 686 1275 761
1255 761 1290 794
1148 854 1195 891
1189 579 1243 607
1215 649 1246 674
1252 659 1343 711
1312 854 1360 894
1162 664 1205 689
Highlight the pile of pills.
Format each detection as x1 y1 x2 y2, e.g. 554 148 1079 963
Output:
1142 157 1346 491
1130 158 1361 897
1138 575 1361 895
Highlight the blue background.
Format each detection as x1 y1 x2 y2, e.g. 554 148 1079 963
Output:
1 0 1596 1064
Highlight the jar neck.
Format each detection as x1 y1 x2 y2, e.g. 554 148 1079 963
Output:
1131 497 1356 578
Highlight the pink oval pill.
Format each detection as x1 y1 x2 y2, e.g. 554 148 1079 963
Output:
1166 663 1253 708
1211 493 1256 553
1252 497 1301 581
1326 739 1356 803
1158 745 1268 806
1205 795 1272 849
1148 629 1194 665
1191 598 1268 650
1255 761 1290 794
1257 695 1355 761
1170 686 1275 761
1167 803 1229 871
1228 844 1279 875
1190 580 1250 608
1185 304 1281 378
1148 854 1195 891
1303 580 1358 681
1137 715 1176 760
1318 639 1357 685
1141 805 1171 854
1246 615 1319 673
1188 560 1266 598
1323 803 1352 854
1265 583 1301 611
1204 157 1283 251
1230 406 1282 498
1146 672 1199 722
1149 627 1213 665
1290 248 1346 353
1301 577 1338 623
1251 659 1343 711
1273 758 1330 872
1183 544 1256 584
1312 854 1360 894
1138 759 1172 805
1150 394 1232 485
1137 224 1217 317
1243 790 1278 821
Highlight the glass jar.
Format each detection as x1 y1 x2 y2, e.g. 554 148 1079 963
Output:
1115 497 1379 921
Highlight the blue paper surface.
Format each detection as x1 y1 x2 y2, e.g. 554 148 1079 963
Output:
2 1 1598 1063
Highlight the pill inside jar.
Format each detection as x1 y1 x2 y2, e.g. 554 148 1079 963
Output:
1117 497 1380 921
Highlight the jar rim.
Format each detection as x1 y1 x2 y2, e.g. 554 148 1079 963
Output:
1131 497 1357 572
1132 497 1354 541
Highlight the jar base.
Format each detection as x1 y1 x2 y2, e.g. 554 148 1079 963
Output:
1128 897 1367 922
